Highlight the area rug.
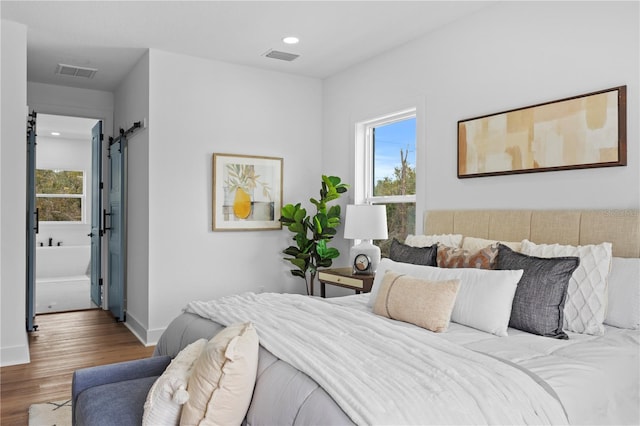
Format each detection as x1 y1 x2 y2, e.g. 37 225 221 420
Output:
28 399 71 426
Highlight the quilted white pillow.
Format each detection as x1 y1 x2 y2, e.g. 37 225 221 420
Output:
142 338 207 426
404 233 463 248
369 258 523 336
604 257 640 329
521 239 613 335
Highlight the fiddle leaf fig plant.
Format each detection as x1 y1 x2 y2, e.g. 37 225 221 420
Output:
281 175 349 295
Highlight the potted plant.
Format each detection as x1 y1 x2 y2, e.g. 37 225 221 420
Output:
280 175 349 295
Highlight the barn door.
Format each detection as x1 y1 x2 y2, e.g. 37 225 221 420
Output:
89 121 103 307
106 136 126 321
26 112 38 332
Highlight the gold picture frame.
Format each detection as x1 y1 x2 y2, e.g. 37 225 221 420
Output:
212 153 283 231
458 86 627 178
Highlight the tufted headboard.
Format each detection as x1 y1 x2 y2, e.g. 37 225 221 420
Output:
423 209 640 258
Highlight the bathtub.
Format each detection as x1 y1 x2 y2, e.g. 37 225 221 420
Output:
36 245 94 313
36 245 91 280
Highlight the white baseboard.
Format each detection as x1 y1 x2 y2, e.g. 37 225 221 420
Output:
146 327 166 346
123 311 147 345
0 342 30 367
124 311 166 347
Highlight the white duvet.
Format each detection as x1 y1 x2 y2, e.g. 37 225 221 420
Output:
333 294 640 426
186 293 569 425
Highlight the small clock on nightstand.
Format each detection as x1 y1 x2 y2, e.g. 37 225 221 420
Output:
353 253 372 274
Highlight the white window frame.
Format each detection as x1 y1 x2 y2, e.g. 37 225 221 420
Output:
36 169 87 223
355 108 417 206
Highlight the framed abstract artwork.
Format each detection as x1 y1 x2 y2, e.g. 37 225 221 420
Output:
212 153 283 231
458 86 627 178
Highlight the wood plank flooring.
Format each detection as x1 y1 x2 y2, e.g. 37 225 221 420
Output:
0 309 155 425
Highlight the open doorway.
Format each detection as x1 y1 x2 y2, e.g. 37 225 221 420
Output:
34 114 99 314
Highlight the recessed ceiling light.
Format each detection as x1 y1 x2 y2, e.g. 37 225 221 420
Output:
282 36 299 45
51 132 60 136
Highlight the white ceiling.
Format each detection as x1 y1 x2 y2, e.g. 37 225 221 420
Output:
1 1 495 92
36 113 98 141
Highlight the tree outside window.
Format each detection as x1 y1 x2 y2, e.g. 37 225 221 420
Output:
373 152 416 257
357 111 416 258
36 169 84 222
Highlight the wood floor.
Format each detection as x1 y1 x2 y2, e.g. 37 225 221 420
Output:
0 309 155 425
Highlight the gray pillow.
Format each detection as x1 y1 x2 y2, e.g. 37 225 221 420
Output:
389 238 437 266
496 244 579 339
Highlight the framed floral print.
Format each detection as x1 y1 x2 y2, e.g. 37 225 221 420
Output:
212 153 283 231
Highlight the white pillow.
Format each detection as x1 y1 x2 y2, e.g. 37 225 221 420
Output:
142 338 207 426
180 322 259 426
462 236 521 252
521 239 612 336
369 258 523 336
604 257 640 329
404 233 463 248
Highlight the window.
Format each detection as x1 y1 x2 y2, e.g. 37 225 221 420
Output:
36 169 85 222
356 109 416 257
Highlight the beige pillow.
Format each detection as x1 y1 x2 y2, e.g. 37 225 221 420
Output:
180 322 259 426
143 339 208 426
461 236 521 252
373 271 460 332
437 244 498 269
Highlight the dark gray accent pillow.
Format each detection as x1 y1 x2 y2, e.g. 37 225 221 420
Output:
389 238 437 266
496 244 579 339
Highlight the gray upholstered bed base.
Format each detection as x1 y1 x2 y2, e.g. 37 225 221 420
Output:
154 312 354 425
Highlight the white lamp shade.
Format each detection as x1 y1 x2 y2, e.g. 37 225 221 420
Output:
343 204 388 240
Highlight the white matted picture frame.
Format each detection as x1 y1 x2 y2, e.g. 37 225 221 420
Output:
212 153 283 231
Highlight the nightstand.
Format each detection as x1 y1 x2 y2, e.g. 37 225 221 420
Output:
317 267 374 298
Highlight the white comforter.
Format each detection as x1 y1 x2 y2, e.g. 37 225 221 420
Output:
186 292 568 425
332 294 640 426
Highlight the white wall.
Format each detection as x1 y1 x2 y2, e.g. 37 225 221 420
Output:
142 50 323 342
114 51 150 342
1 19 29 366
28 82 114 130
324 1 640 237
36 136 91 177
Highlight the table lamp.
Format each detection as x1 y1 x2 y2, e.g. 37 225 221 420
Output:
343 204 388 274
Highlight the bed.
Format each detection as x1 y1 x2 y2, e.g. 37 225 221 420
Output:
154 209 639 425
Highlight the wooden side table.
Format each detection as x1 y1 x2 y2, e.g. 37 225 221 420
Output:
317 267 374 298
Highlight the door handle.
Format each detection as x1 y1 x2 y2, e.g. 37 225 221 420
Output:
103 209 112 232
87 232 94 237
34 208 39 234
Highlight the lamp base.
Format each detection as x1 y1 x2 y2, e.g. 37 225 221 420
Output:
349 241 381 275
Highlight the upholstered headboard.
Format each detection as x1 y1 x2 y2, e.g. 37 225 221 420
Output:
424 210 640 258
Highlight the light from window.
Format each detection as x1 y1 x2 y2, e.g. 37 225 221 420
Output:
358 110 417 257
372 118 416 197
36 169 85 222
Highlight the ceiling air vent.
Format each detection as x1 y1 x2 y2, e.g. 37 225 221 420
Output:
55 63 98 79
263 50 299 62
